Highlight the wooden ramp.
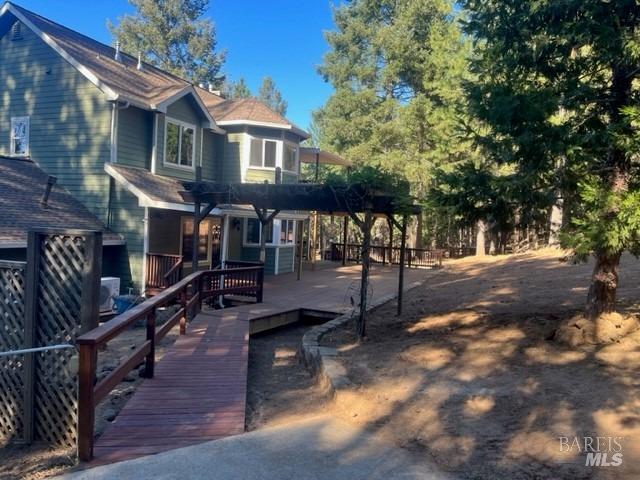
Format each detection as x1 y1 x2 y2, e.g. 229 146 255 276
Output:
93 311 249 464
93 264 430 464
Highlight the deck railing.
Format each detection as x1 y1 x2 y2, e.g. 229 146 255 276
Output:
76 265 264 461
330 242 443 268
145 253 183 294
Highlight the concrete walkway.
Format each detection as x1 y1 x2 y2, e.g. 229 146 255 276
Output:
57 416 451 480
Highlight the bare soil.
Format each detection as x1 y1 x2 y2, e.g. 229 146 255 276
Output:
322 249 640 479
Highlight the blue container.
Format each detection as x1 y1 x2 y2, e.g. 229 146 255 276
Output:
113 295 137 314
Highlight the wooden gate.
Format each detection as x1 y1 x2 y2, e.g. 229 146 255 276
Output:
0 230 102 447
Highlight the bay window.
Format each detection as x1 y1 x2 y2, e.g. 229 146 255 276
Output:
283 143 297 172
249 138 277 168
165 118 195 168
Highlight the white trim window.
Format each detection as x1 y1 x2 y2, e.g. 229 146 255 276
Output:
10 116 29 157
164 118 196 169
279 219 296 245
249 138 277 169
283 143 298 173
244 218 274 245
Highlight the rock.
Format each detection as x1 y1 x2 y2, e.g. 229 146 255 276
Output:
104 408 117 422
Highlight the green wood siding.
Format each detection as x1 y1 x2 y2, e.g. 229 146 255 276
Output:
117 106 152 169
240 246 276 275
0 21 112 221
155 95 206 180
107 181 146 291
221 132 243 182
246 168 275 183
202 130 222 181
278 246 295 274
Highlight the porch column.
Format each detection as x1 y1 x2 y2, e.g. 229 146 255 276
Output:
192 198 201 273
221 214 230 266
397 214 408 317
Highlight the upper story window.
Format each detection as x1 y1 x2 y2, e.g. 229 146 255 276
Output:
283 143 298 173
10 116 29 157
249 138 277 169
165 118 195 169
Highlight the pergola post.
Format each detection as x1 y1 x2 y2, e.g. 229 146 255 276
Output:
253 206 280 264
387 216 394 265
397 214 408 317
296 219 304 280
341 215 348 266
357 207 373 338
311 211 318 270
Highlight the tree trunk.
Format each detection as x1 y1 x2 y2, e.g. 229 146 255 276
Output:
585 252 621 320
475 219 486 256
357 209 373 339
548 199 563 246
415 211 424 249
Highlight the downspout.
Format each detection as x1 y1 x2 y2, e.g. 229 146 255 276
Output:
142 207 150 296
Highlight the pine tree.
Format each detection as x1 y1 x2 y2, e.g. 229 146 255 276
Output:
108 0 226 86
228 77 252 99
462 1 640 324
258 76 287 116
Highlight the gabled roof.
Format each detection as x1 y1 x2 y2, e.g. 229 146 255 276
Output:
0 2 309 138
0 157 123 247
0 2 221 131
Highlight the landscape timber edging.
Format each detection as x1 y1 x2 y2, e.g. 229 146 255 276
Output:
299 276 431 398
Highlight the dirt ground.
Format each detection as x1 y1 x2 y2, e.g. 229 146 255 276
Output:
0 307 181 480
321 249 640 479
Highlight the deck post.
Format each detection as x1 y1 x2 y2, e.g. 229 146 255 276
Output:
144 309 156 378
397 214 408 317
77 343 97 461
357 207 373 338
192 167 203 274
342 216 348 266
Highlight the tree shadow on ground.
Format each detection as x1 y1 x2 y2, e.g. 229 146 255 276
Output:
322 251 640 480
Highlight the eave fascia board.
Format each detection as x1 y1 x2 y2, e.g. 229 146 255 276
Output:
215 120 309 139
5 4 119 101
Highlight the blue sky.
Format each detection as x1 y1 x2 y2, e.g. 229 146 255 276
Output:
12 0 338 129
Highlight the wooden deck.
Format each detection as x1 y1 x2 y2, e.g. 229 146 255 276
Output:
93 263 430 464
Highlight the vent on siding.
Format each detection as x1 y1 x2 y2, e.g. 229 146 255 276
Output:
11 22 23 41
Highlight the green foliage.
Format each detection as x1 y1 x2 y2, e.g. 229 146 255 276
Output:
108 0 225 86
314 0 473 213
258 76 287 116
462 0 640 257
224 77 252 99
325 165 414 216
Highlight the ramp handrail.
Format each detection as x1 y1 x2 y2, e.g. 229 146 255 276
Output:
76 265 264 461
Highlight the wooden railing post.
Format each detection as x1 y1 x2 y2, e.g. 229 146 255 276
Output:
256 267 264 303
180 288 187 335
144 309 156 378
77 343 97 462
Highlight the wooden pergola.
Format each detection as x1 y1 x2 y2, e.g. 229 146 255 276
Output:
180 178 421 333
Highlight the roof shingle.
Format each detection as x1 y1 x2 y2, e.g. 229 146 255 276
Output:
0 156 122 246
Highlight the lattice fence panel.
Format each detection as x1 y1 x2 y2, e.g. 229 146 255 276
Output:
0 261 26 442
33 234 87 447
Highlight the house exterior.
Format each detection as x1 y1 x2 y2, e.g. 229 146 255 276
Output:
0 2 309 293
